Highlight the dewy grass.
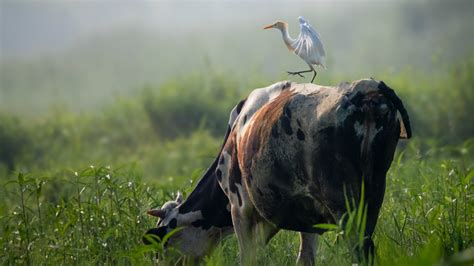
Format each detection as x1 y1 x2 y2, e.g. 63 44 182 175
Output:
313 182 371 265
0 141 472 265
1 166 162 264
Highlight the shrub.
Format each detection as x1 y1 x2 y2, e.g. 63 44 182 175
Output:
0 113 31 171
142 74 241 139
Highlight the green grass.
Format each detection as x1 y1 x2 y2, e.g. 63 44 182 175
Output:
1 141 472 265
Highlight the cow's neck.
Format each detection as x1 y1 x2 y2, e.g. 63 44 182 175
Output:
176 99 246 242
178 156 234 231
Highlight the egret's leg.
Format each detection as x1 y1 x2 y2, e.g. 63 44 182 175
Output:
287 69 313 78
311 70 317 83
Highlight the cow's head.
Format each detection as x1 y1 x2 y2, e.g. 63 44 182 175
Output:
143 192 226 258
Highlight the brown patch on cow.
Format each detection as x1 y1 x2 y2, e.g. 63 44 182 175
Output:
238 89 295 171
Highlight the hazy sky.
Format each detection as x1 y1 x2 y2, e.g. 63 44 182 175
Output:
3 0 468 58
1 0 473 114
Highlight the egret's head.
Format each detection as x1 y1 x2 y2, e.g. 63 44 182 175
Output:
263 21 288 31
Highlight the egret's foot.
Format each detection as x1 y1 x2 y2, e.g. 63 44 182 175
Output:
287 69 313 79
287 71 305 78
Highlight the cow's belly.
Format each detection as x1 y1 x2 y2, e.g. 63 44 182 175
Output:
237 112 344 232
240 128 343 232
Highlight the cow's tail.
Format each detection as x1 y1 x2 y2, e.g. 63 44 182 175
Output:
377 81 412 139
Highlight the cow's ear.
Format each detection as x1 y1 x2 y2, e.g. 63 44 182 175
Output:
176 191 183 203
147 209 166 218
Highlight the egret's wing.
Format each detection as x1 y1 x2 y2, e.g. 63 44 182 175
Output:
293 16 326 67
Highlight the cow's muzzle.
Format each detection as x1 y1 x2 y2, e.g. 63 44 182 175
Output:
143 226 168 246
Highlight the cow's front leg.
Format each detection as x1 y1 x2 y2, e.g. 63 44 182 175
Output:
297 232 317 266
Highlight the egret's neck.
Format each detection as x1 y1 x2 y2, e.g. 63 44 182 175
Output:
279 26 294 51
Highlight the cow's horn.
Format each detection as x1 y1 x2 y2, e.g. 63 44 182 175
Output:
176 191 183 203
147 209 166 218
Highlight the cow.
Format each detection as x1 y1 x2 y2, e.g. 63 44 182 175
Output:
144 79 412 265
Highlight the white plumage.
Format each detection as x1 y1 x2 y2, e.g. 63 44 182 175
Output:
264 16 326 82
294 17 326 68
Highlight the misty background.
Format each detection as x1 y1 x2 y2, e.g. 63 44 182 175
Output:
1 0 473 115
1 2 474 264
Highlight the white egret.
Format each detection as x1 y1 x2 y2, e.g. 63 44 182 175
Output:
264 16 326 83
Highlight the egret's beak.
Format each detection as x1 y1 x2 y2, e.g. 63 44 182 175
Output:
263 24 273 30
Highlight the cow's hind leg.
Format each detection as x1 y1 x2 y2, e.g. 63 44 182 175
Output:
297 232 317 266
231 204 278 265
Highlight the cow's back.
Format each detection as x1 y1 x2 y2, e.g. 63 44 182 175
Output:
237 79 402 232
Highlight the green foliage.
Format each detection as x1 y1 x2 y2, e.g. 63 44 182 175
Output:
0 55 473 176
377 51 474 143
1 142 471 265
376 139 474 266
0 113 31 171
1 166 161 264
314 189 371 264
142 74 242 139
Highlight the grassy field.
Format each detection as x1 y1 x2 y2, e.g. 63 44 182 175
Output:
1 136 472 265
1 55 474 264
